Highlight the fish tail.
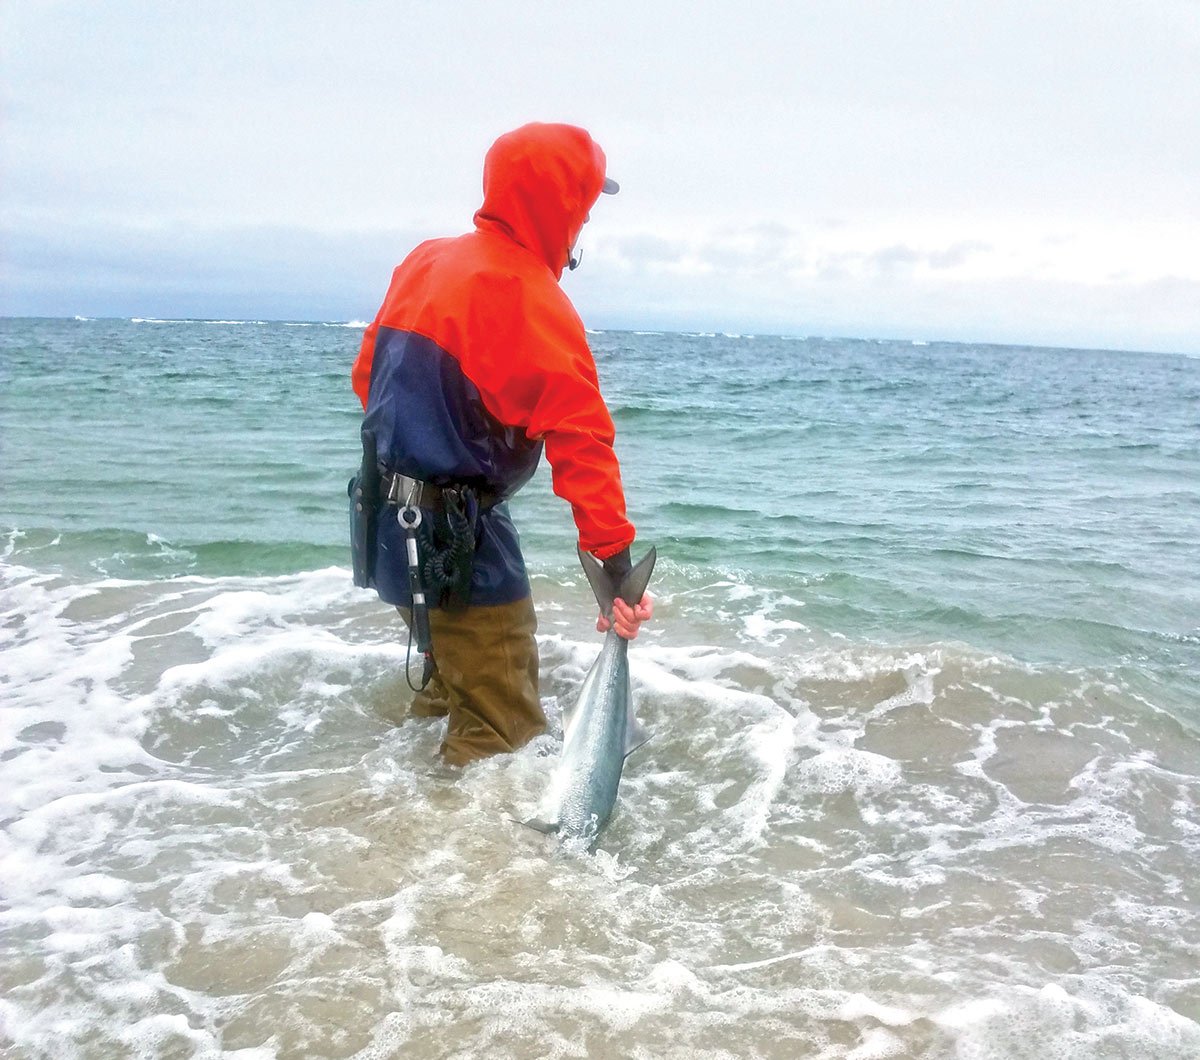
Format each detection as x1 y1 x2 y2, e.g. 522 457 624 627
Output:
578 546 657 614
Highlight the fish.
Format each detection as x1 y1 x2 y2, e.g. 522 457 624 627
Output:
524 545 657 845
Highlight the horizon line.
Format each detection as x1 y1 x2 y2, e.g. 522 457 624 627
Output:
0 313 1191 360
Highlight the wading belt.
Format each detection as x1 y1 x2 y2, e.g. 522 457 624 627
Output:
381 472 499 513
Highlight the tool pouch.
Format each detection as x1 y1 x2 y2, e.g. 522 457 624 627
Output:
348 430 381 588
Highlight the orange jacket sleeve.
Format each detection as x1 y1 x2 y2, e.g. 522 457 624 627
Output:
455 280 635 559
351 314 382 410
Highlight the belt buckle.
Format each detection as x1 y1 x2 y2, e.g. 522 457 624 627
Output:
385 473 404 505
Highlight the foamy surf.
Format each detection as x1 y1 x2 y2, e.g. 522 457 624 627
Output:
2 558 1197 1057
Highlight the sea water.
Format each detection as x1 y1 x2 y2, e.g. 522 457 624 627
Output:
1 317 1198 1058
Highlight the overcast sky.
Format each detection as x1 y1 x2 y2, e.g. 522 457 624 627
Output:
3 1 1198 352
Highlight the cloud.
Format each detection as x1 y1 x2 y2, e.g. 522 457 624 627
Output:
597 225 1004 284
816 239 994 279
607 233 683 268
568 219 1200 354
0 217 425 321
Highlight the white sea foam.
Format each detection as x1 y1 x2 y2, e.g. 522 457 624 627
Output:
794 747 904 796
280 320 369 328
130 317 279 326
933 980 1200 1058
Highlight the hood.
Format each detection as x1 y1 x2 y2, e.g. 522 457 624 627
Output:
473 123 610 280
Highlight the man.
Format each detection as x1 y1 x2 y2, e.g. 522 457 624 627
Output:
352 122 653 767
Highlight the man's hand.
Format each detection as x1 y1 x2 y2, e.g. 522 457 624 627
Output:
596 594 655 640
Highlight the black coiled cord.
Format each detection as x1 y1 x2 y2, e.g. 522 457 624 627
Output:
421 488 477 611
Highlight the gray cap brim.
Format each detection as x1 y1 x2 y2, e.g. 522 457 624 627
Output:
602 176 619 194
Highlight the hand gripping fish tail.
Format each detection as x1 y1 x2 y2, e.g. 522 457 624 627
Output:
579 545 657 618
523 545 657 847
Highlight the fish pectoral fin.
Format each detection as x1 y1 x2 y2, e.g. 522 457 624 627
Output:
624 711 651 757
520 816 560 835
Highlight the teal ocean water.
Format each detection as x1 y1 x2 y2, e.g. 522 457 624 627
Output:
2 316 1198 1058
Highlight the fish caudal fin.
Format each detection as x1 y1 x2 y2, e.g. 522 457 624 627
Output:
620 547 657 607
578 546 657 616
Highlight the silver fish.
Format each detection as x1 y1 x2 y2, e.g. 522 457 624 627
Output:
525 546 657 845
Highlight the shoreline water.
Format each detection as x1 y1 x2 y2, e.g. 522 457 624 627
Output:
2 317 1198 1057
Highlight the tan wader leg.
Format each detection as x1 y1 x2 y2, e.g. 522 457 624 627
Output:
404 596 545 765
408 667 451 718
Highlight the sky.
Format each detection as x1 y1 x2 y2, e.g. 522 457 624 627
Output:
2 1 1199 353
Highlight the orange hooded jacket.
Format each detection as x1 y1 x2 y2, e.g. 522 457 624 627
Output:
352 123 635 606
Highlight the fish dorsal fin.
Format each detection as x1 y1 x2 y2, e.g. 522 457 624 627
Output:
577 546 657 616
624 709 650 757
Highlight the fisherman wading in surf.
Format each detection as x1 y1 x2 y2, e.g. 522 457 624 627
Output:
350 122 653 766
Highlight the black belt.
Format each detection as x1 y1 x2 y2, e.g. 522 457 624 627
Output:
380 472 499 512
